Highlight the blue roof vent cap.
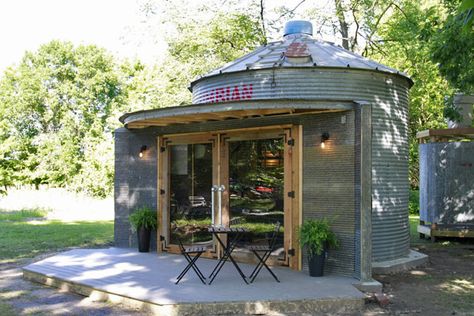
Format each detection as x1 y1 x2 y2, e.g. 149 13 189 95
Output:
283 20 313 38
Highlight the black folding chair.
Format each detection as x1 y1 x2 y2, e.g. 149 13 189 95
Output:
175 239 207 285
247 222 281 283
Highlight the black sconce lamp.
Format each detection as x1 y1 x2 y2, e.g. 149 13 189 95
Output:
139 145 147 158
321 132 330 149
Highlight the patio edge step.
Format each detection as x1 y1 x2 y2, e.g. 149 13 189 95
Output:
23 269 364 315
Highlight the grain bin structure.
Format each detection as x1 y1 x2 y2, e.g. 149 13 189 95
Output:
114 20 418 284
417 127 474 241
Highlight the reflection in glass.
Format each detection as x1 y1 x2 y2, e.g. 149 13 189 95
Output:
169 143 213 246
229 138 284 255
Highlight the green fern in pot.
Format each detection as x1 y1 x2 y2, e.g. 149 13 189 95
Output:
298 218 339 277
129 206 157 252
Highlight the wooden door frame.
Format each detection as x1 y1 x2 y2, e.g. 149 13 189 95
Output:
156 125 302 270
157 133 218 257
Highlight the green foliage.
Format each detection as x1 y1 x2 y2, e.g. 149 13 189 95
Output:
1 0 472 198
298 218 339 256
150 12 267 108
0 41 142 197
431 11 474 93
443 95 464 122
129 206 157 231
169 13 265 67
409 189 420 215
459 0 474 28
0 208 48 221
369 1 453 188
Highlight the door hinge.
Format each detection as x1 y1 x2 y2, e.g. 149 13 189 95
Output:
288 248 296 256
160 189 165 195
287 138 295 146
160 146 166 152
287 191 295 198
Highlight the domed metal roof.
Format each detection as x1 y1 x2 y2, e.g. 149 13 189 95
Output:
191 29 412 89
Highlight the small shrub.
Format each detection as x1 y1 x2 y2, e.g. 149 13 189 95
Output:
0 208 49 221
298 218 339 256
129 206 157 231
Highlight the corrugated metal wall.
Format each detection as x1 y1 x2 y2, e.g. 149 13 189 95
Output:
420 142 474 224
193 67 411 262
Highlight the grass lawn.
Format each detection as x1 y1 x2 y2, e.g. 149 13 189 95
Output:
0 209 113 264
409 214 430 246
0 208 114 315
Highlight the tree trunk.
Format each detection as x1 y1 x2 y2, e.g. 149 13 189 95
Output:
335 0 350 50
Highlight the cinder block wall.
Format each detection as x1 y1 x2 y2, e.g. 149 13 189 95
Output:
114 127 158 249
301 111 357 276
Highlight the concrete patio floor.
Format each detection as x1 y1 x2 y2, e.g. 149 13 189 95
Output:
23 248 365 315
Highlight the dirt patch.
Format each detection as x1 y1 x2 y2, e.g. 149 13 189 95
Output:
364 241 474 316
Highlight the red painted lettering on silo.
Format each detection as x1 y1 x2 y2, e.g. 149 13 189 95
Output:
231 86 240 100
241 84 253 100
203 83 253 104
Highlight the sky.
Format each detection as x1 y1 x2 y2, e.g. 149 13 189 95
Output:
0 0 338 74
0 0 165 73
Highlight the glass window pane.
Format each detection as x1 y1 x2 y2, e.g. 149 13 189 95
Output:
229 138 284 253
169 143 213 246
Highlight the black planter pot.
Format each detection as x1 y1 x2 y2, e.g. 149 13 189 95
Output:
137 227 151 252
308 251 326 277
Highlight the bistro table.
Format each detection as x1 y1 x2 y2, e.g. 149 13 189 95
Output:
207 226 249 285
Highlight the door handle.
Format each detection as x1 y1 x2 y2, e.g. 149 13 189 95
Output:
211 185 218 226
217 185 225 226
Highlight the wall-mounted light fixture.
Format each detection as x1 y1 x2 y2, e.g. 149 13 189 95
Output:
321 132 330 149
139 145 148 158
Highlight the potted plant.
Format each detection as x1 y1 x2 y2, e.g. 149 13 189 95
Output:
129 206 157 252
298 218 339 277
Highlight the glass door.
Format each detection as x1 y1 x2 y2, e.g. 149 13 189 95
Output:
225 135 288 265
169 143 214 246
159 128 296 268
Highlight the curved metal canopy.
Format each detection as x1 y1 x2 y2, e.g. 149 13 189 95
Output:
120 99 356 129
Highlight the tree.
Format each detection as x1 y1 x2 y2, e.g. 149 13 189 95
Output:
369 1 453 188
431 2 474 94
143 11 267 108
460 0 474 28
0 41 130 197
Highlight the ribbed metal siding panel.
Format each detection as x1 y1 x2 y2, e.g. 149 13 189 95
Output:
193 67 411 263
192 68 409 105
370 78 410 262
420 142 474 224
